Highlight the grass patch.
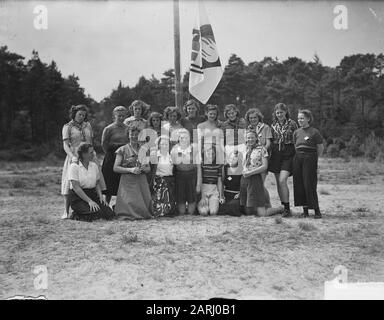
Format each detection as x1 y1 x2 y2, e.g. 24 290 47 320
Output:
319 188 331 195
298 221 317 232
275 217 283 224
12 179 26 189
121 231 138 244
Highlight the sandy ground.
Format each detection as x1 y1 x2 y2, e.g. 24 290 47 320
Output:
0 158 383 300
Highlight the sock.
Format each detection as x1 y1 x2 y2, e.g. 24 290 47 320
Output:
314 208 321 215
283 202 290 210
303 206 309 214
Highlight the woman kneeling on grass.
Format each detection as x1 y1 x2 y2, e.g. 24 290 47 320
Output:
113 125 153 220
68 143 115 222
293 109 324 219
239 130 281 217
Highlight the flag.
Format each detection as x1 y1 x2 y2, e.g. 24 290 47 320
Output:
189 1 223 104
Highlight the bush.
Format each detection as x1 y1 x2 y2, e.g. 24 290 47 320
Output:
346 135 363 157
339 149 351 162
326 144 340 158
361 132 384 162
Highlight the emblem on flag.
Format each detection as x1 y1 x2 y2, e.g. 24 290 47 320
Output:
189 1 223 104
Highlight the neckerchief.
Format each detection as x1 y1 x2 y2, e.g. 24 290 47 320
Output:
272 119 290 151
245 144 257 168
68 120 87 143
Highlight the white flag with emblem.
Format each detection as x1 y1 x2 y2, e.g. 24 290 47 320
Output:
189 1 223 104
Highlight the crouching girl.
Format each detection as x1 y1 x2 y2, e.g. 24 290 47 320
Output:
197 143 225 216
240 129 269 216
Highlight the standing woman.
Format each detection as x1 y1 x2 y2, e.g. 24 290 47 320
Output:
149 135 176 217
293 110 324 219
61 105 94 219
113 125 153 220
180 99 205 144
220 104 247 146
162 106 183 148
245 108 273 207
197 105 224 158
240 129 269 216
147 111 163 137
268 103 298 217
171 128 199 215
123 100 149 131
101 106 129 205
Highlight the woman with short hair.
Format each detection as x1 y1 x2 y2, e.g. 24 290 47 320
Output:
101 106 129 205
113 124 153 220
293 109 324 219
123 100 149 131
180 99 205 143
162 106 183 148
171 128 200 215
68 143 115 222
244 107 273 208
268 103 298 217
149 135 176 217
147 111 163 137
61 104 102 219
220 104 247 146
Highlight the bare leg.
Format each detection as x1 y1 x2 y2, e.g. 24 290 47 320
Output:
278 170 290 203
262 171 271 208
274 173 282 201
62 195 70 219
187 202 196 215
178 203 186 215
256 207 266 217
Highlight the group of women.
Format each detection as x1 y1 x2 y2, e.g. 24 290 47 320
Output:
60 99 324 222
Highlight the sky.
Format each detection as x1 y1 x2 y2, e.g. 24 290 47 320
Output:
1 0 384 102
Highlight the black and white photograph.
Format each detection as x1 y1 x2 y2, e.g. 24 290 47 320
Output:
1 0 384 304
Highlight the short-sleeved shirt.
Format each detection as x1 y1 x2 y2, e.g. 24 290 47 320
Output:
156 152 174 177
180 116 205 139
123 116 147 131
62 121 93 152
115 143 149 168
221 118 247 146
271 119 298 146
248 123 273 148
239 144 269 171
201 164 223 184
101 123 129 152
293 126 323 151
68 161 100 190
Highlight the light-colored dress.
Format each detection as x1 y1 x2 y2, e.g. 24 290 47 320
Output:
114 144 153 220
61 120 106 195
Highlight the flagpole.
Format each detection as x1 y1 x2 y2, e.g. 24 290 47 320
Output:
173 0 183 112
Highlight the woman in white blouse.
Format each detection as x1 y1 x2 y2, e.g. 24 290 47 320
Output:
68 142 115 222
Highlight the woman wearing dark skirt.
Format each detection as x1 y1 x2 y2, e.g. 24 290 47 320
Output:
171 128 199 215
68 143 115 222
101 106 129 204
293 110 324 219
269 103 298 217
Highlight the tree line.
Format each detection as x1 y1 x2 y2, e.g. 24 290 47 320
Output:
0 45 383 161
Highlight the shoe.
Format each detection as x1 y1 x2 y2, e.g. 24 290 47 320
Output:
61 211 69 220
299 213 309 218
282 208 292 218
314 212 322 219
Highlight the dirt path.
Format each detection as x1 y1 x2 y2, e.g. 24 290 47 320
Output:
1 158 383 299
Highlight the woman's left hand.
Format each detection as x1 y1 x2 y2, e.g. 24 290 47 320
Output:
99 198 108 206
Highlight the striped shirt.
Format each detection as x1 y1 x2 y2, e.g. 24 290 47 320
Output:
201 164 223 184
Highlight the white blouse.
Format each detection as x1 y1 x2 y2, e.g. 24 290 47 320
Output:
68 162 100 189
